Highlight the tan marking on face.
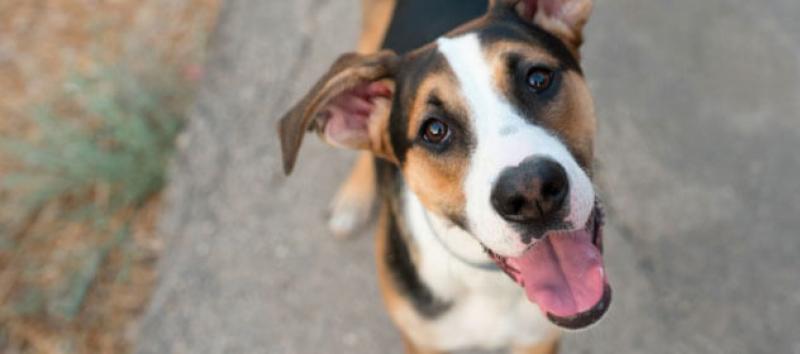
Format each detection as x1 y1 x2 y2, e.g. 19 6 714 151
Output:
403 152 467 220
401 72 471 220
548 71 595 168
485 41 596 169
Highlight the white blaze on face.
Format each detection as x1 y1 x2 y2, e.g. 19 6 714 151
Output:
437 34 595 258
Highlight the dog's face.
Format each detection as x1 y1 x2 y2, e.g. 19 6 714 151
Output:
279 0 609 329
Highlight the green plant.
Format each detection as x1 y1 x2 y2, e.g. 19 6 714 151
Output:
0 61 189 320
3 64 186 215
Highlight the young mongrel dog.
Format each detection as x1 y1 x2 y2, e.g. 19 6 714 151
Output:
278 0 609 352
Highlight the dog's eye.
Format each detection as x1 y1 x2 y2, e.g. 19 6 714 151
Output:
526 67 554 92
420 118 450 145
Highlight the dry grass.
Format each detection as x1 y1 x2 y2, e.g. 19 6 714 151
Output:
0 0 220 353
1 200 163 353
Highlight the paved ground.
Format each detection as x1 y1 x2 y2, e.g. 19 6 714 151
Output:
135 0 800 353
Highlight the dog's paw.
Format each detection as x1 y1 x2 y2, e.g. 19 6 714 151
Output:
328 192 374 240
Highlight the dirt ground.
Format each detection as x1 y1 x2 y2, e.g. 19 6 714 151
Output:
0 1 219 353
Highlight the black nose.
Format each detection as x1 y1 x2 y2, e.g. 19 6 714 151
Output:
490 157 569 225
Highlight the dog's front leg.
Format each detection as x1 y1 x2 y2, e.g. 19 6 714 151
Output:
328 152 377 238
402 335 446 354
512 337 560 354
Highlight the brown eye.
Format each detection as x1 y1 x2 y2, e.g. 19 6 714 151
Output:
526 67 554 92
421 118 450 145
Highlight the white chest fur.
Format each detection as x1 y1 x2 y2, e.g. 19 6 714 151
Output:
403 189 557 351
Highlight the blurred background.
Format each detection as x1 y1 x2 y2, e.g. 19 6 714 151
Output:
1 1 799 354
0 1 218 353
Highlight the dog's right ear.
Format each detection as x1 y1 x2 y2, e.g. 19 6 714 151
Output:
490 0 592 50
277 50 399 175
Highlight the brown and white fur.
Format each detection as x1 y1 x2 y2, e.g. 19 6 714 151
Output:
278 0 606 353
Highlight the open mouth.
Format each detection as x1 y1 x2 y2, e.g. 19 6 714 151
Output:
486 203 610 329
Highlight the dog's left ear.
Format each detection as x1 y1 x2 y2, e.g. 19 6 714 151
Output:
492 0 592 49
277 50 399 175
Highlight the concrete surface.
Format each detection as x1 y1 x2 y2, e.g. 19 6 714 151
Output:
135 0 800 353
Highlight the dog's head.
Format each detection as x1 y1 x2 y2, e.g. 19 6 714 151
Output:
279 0 608 329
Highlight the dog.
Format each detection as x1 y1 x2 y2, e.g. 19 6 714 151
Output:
278 0 608 352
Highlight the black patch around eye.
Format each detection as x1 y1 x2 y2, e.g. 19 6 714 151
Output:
389 48 476 163
389 49 448 165
416 102 473 156
506 54 563 122
413 90 473 155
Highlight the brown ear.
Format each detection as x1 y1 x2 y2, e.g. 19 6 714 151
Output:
277 50 398 175
491 0 592 49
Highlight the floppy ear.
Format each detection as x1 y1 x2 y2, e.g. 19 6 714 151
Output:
277 50 399 175
492 0 592 49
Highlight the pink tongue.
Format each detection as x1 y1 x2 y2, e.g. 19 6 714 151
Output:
511 230 605 318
